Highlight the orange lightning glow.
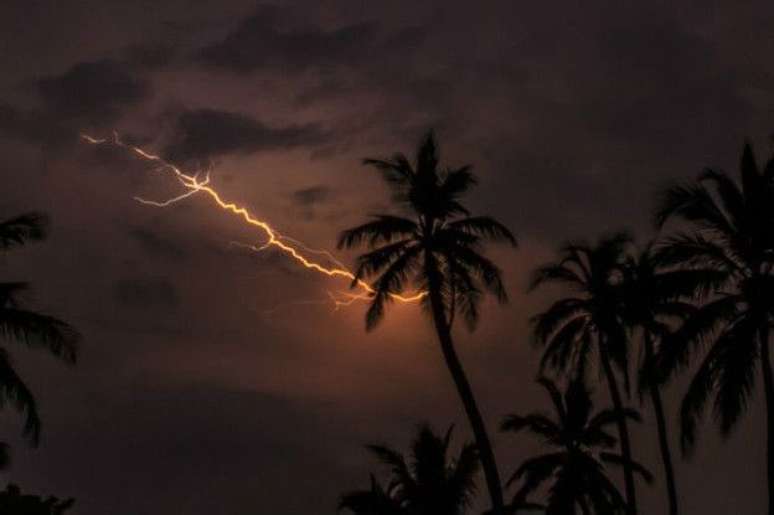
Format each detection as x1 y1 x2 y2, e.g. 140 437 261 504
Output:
81 133 426 308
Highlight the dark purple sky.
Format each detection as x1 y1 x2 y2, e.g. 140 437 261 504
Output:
1 1 773 514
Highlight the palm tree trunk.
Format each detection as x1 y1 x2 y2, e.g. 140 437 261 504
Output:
645 332 679 515
760 326 774 515
577 496 591 515
425 257 504 515
598 340 637 515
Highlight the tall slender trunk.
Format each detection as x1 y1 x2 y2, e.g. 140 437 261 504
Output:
425 256 504 515
644 332 679 515
760 326 774 515
577 495 591 515
599 340 637 515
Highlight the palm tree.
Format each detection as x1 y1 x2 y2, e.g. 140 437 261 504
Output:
529 233 640 515
339 424 480 515
619 243 711 515
654 143 774 514
501 377 651 515
338 132 517 514
0 212 78 444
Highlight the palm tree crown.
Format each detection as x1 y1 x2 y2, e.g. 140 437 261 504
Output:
530 233 631 383
339 424 480 515
530 233 642 514
655 142 774 515
501 377 651 515
0 212 78 444
338 131 516 331
654 143 774 448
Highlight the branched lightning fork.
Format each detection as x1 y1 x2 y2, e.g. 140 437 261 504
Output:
81 132 426 308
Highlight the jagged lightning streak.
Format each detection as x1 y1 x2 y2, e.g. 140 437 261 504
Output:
81 133 425 308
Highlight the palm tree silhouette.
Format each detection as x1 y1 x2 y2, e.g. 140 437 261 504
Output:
654 143 774 514
0 484 74 514
338 132 517 514
339 424 480 515
0 212 78 444
529 233 641 514
618 243 708 515
501 377 651 515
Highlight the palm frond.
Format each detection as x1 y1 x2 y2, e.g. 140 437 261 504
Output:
654 232 743 276
338 216 418 250
529 263 585 292
0 308 79 363
680 337 724 453
0 213 48 250
446 216 517 247
0 349 41 445
416 131 439 179
711 316 759 436
507 452 564 488
440 165 478 198
537 376 566 424
538 316 589 374
587 407 641 432
530 297 586 344
339 474 401 515
654 182 734 236
448 442 480 509
657 294 740 382
448 245 508 303
366 444 416 494
500 414 560 440
447 258 482 331
363 153 415 194
353 240 416 283
698 168 745 230
599 452 654 484
365 246 422 331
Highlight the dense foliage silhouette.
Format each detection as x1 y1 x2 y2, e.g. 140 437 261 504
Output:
617 243 710 515
0 484 74 515
339 424 480 515
501 377 651 514
654 143 774 515
529 234 642 514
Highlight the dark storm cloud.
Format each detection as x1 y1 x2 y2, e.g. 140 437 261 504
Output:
113 277 179 309
35 59 149 125
587 11 750 146
121 42 178 70
292 185 331 207
127 227 187 262
0 103 73 146
14 383 363 515
0 58 151 148
198 5 377 73
163 108 327 162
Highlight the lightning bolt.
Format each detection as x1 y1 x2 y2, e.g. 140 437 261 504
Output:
81 133 426 308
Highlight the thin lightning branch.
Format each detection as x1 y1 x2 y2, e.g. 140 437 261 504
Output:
81 133 426 308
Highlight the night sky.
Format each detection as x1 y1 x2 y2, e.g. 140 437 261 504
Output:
1 1 774 514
